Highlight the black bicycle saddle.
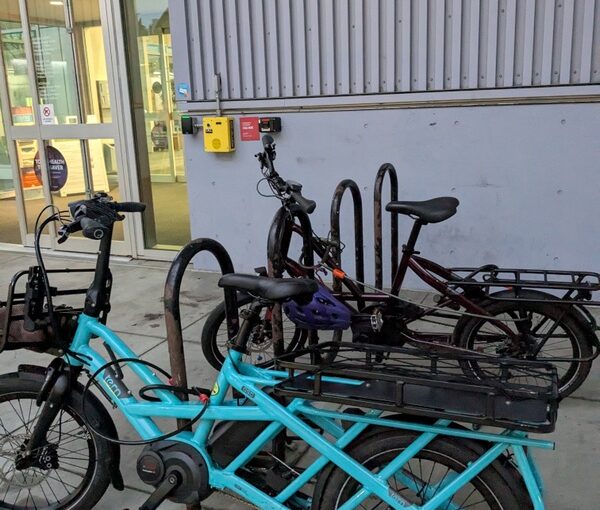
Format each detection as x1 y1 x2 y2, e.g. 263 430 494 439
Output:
385 197 459 224
218 274 318 302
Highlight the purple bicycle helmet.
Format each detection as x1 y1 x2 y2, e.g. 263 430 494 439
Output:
283 283 351 330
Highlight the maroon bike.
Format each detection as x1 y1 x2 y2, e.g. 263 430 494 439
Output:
202 136 599 397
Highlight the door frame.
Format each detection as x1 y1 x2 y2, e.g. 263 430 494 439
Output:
0 0 183 261
0 0 142 257
106 0 186 261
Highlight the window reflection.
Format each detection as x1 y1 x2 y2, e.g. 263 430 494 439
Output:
26 0 111 125
125 0 189 248
72 1 111 123
0 103 21 243
27 0 80 124
0 0 35 126
13 139 42 234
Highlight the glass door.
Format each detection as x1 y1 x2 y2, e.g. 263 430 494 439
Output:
123 0 190 250
0 0 132 254
0 97 23 245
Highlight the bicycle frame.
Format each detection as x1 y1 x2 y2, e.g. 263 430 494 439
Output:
283 219 516 338
67 313 552 510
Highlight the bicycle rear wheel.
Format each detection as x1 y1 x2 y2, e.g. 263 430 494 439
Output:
453 298 593 397
314 431 526 509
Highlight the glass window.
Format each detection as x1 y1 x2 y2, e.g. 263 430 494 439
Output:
27 0 80 124
0 103 21 244
125 0 190 248
0 0 35 126
14 139 42 233
86 138 123 240
26 0 111 125
72 1 111 123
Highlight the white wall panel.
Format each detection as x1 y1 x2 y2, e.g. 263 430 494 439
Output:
171 0 600 102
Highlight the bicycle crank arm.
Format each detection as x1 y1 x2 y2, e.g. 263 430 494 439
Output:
139 468 181 510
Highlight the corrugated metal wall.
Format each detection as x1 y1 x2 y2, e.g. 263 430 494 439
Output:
171 0 600 102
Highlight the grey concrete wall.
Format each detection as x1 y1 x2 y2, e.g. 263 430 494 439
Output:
183 103 600 289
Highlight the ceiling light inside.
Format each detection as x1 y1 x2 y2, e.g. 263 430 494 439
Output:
49 1 64 6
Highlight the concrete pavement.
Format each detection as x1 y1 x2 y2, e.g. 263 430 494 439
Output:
0 250 598 509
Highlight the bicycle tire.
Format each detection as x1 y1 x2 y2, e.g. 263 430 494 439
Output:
453 296 593 398
0 374 112 510
313 430 525 509
201 295 344 370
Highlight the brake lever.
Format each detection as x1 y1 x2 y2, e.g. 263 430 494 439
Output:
57 219 81 244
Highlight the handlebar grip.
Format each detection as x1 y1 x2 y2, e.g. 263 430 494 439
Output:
113 202 146 213
290 191 317 215
80 217 109 240
262 134 275 149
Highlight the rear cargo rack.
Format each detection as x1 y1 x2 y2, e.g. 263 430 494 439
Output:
274 342 559 433
448 266 600 305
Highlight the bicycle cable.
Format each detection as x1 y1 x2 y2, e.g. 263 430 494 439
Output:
317 262 536 324
81 357 210 446
318 266 600 362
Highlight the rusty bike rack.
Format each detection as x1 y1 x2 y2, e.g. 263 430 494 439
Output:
164 238 239 429
329 179 365 309
266 205 315 353
373 163 399 290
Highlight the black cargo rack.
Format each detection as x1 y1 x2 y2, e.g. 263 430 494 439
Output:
448 266 600 305
274 342 559 433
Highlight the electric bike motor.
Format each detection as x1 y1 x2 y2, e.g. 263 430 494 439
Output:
136 441 211 504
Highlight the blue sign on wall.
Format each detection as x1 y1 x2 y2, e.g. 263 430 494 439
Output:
177 82 190 98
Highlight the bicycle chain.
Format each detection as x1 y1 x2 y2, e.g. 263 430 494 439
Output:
216 489 259 509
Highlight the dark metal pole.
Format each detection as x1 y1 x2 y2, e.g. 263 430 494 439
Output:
330 179 364 305
164 238 238 430
266 206 315 353
373 164 398 290
265 206 314 462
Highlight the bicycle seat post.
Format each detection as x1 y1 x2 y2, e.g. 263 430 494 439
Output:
391 219 423 294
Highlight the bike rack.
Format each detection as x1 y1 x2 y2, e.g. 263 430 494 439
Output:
266 206 315 354
373 163 399 290
164 238 239 429
330 179 365 298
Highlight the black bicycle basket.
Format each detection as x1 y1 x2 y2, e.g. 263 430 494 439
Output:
0 267 91 354
273 342 559 433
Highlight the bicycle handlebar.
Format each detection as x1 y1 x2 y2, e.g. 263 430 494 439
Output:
257 137 316 215
113 202 146 213
80 217 109 240
290 190 316 215
58 194 146 242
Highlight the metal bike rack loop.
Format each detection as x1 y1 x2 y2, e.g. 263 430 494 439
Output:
373 163 399 290
164 238 239 419
330 179 365 299
266 206 315 353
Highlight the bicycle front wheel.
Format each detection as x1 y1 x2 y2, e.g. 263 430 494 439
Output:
313 431 525 509
0 374 112 510
201 294 308 369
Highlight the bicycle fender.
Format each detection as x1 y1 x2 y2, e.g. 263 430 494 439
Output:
11 364 125 491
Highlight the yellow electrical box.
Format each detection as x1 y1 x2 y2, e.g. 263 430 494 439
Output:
202 117 235 153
